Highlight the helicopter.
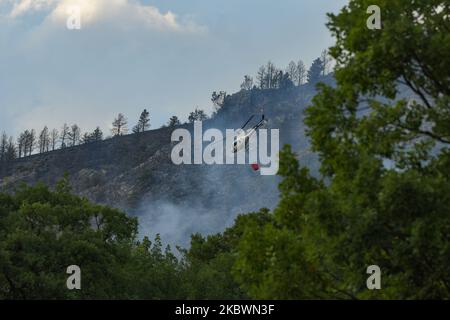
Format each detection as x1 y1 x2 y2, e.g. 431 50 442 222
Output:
232 114 268 154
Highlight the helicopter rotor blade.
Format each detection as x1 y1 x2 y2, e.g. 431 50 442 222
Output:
241 115 255 130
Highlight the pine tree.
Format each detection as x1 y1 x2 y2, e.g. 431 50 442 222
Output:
26 129 36 156
240 76 253 91
296 60 306 85
50 129 59 151
320 49 331 76
5 137 16 161
0 132 7 161
92 127 103 141
112 113 128 136
167 116 181 127
188 108 208 123
38 126 50 153
68 124 81 147
256 66 266 89
285 61 298 84
60 124 70 148
133 109 150 134
307 58 324 85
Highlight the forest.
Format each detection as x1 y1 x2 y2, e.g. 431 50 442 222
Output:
0 0 449 299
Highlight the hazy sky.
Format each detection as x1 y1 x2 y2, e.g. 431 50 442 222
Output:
0 0 347 136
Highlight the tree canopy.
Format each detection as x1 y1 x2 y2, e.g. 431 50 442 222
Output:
231 0 450 299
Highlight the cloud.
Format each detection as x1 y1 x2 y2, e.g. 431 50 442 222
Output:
0 0 210 136
3 0 56 17
4 0 206 33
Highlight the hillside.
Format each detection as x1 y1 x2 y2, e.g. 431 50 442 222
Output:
0 80 330 246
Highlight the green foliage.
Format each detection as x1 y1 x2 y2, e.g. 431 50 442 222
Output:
233 146 449 299
0 179 183 299
0 178 247 299
230 0 450 299
315 0 450 170
180 232 245 299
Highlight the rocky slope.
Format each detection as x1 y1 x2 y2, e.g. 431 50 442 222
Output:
0 83 325 246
